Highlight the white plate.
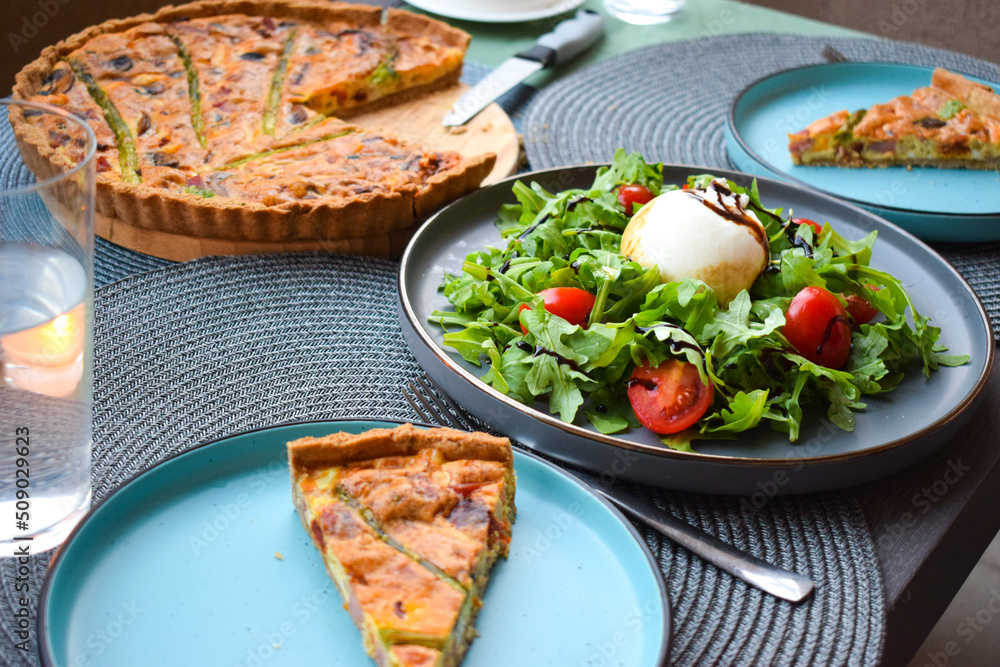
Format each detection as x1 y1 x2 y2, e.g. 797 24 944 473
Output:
405 0 585 22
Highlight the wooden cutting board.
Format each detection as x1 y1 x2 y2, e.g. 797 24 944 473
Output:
95 83 520 262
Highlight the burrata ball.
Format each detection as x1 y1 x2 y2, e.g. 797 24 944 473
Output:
620 179 770 307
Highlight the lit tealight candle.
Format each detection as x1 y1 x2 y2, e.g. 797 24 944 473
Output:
1 303 85 397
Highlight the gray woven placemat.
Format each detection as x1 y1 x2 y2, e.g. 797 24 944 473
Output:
523 33 1000 339
0 253 883 666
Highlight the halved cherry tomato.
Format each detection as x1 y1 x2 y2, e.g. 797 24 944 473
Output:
783 286 851 369
627 359 714 435
793 218 823 235
519 287 596 335
617 184 655 216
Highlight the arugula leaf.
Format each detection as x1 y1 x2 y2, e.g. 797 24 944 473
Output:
846 327 891 393
584 385 640 434
780 251 827 293
483 342 532 401
441 326 493 366
704 389 769 432
593 148 664 194
702 291 785 358
635 279 720 338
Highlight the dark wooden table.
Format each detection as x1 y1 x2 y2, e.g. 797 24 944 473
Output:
859 357 1000 665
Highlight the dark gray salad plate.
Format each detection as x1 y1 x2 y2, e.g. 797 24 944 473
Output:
397 165 994 495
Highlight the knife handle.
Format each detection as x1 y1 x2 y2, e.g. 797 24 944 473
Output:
515 9 604 67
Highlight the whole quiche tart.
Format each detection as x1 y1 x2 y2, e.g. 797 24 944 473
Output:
10 0 496 250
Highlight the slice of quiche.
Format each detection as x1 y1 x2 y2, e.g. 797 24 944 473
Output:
287 424 516 667
788 68 1000 169
287 9 467 119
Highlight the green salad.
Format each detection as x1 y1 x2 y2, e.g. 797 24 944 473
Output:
430 150 968 451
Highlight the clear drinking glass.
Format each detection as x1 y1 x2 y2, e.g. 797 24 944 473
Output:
603 0 685 24
0 99 95 555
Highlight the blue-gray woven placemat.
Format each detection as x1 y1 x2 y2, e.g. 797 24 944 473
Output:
1 253 883 666
523 33 1000 339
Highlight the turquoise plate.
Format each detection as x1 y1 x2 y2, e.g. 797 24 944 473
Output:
38 420 670 666
726 62 1000 242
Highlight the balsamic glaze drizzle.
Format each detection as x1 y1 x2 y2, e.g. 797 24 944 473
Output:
514 341 588 375
817 316 849 356
566 195 593 212
517 214 550 239
783 220 815 258
634 323 705 357
498 251 519 274
683 180 769 255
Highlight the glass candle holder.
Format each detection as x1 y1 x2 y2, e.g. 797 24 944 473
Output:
0 98 96 555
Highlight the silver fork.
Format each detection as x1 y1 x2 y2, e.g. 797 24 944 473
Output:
404 376 815 603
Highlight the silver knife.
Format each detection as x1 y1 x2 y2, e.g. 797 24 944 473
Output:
442 9 604 127
569 467 816 603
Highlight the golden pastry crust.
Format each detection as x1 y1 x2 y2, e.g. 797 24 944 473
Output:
10 0 494 246
288 423 513 474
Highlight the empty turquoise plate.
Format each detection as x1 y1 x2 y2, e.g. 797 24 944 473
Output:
726 62 1000 241
38 420 670 666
